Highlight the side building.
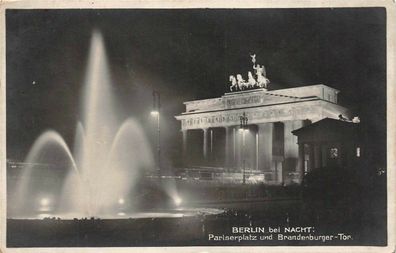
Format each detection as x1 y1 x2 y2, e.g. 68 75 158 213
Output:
175 84 351 185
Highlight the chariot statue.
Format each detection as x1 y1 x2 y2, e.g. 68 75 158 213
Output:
253 64 270 89
228 54 270 91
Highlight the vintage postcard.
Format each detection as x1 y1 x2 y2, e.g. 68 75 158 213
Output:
0 1 395 252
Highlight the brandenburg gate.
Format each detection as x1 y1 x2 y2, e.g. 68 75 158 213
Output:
175 57 350 184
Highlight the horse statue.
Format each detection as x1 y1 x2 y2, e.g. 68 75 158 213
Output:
236 74 247 90
247 71 257 88
229 75 238 91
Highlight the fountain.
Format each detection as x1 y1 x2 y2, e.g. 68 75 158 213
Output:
10 31 157 219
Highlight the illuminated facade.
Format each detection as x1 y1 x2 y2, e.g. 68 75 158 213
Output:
175 84 350 184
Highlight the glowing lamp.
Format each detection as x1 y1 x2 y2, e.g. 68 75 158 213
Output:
40 198 49 206
173 196 182 206
150 111 159 116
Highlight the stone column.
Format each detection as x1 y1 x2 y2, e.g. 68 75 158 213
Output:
257 123 273 172
283 120 304 183
225 126 230 168
255 131 259 171
182 130 187 165
203 128 208 161
233 127 237 166
284 121 304 164
210 129 213 154
309 143 315 172
297 143 304 183
210 129 213 164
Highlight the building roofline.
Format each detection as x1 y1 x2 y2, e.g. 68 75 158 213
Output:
291 117 356 135
182 84 339 105
273 84 340 93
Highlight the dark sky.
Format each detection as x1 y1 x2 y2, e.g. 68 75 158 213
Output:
6 8 386 165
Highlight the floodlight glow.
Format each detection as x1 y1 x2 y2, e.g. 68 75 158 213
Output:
118 198 125 205
173 196 182 206
40 198 49 206
151 111 159 116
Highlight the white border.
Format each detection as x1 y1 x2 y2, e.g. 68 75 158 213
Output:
0 1 395 253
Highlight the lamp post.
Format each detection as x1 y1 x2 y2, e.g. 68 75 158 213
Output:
151 91 161 178
240 112 248 184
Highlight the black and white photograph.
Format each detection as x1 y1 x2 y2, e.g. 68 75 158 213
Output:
1 1 394 251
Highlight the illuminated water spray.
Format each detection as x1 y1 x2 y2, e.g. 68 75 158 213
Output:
12 31 154 218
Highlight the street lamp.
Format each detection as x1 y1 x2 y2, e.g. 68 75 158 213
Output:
151 91 161 177
240 112 248 184
40 198 49 206
118 198 125 205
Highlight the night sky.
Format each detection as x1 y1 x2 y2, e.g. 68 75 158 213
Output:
6 8 386 166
